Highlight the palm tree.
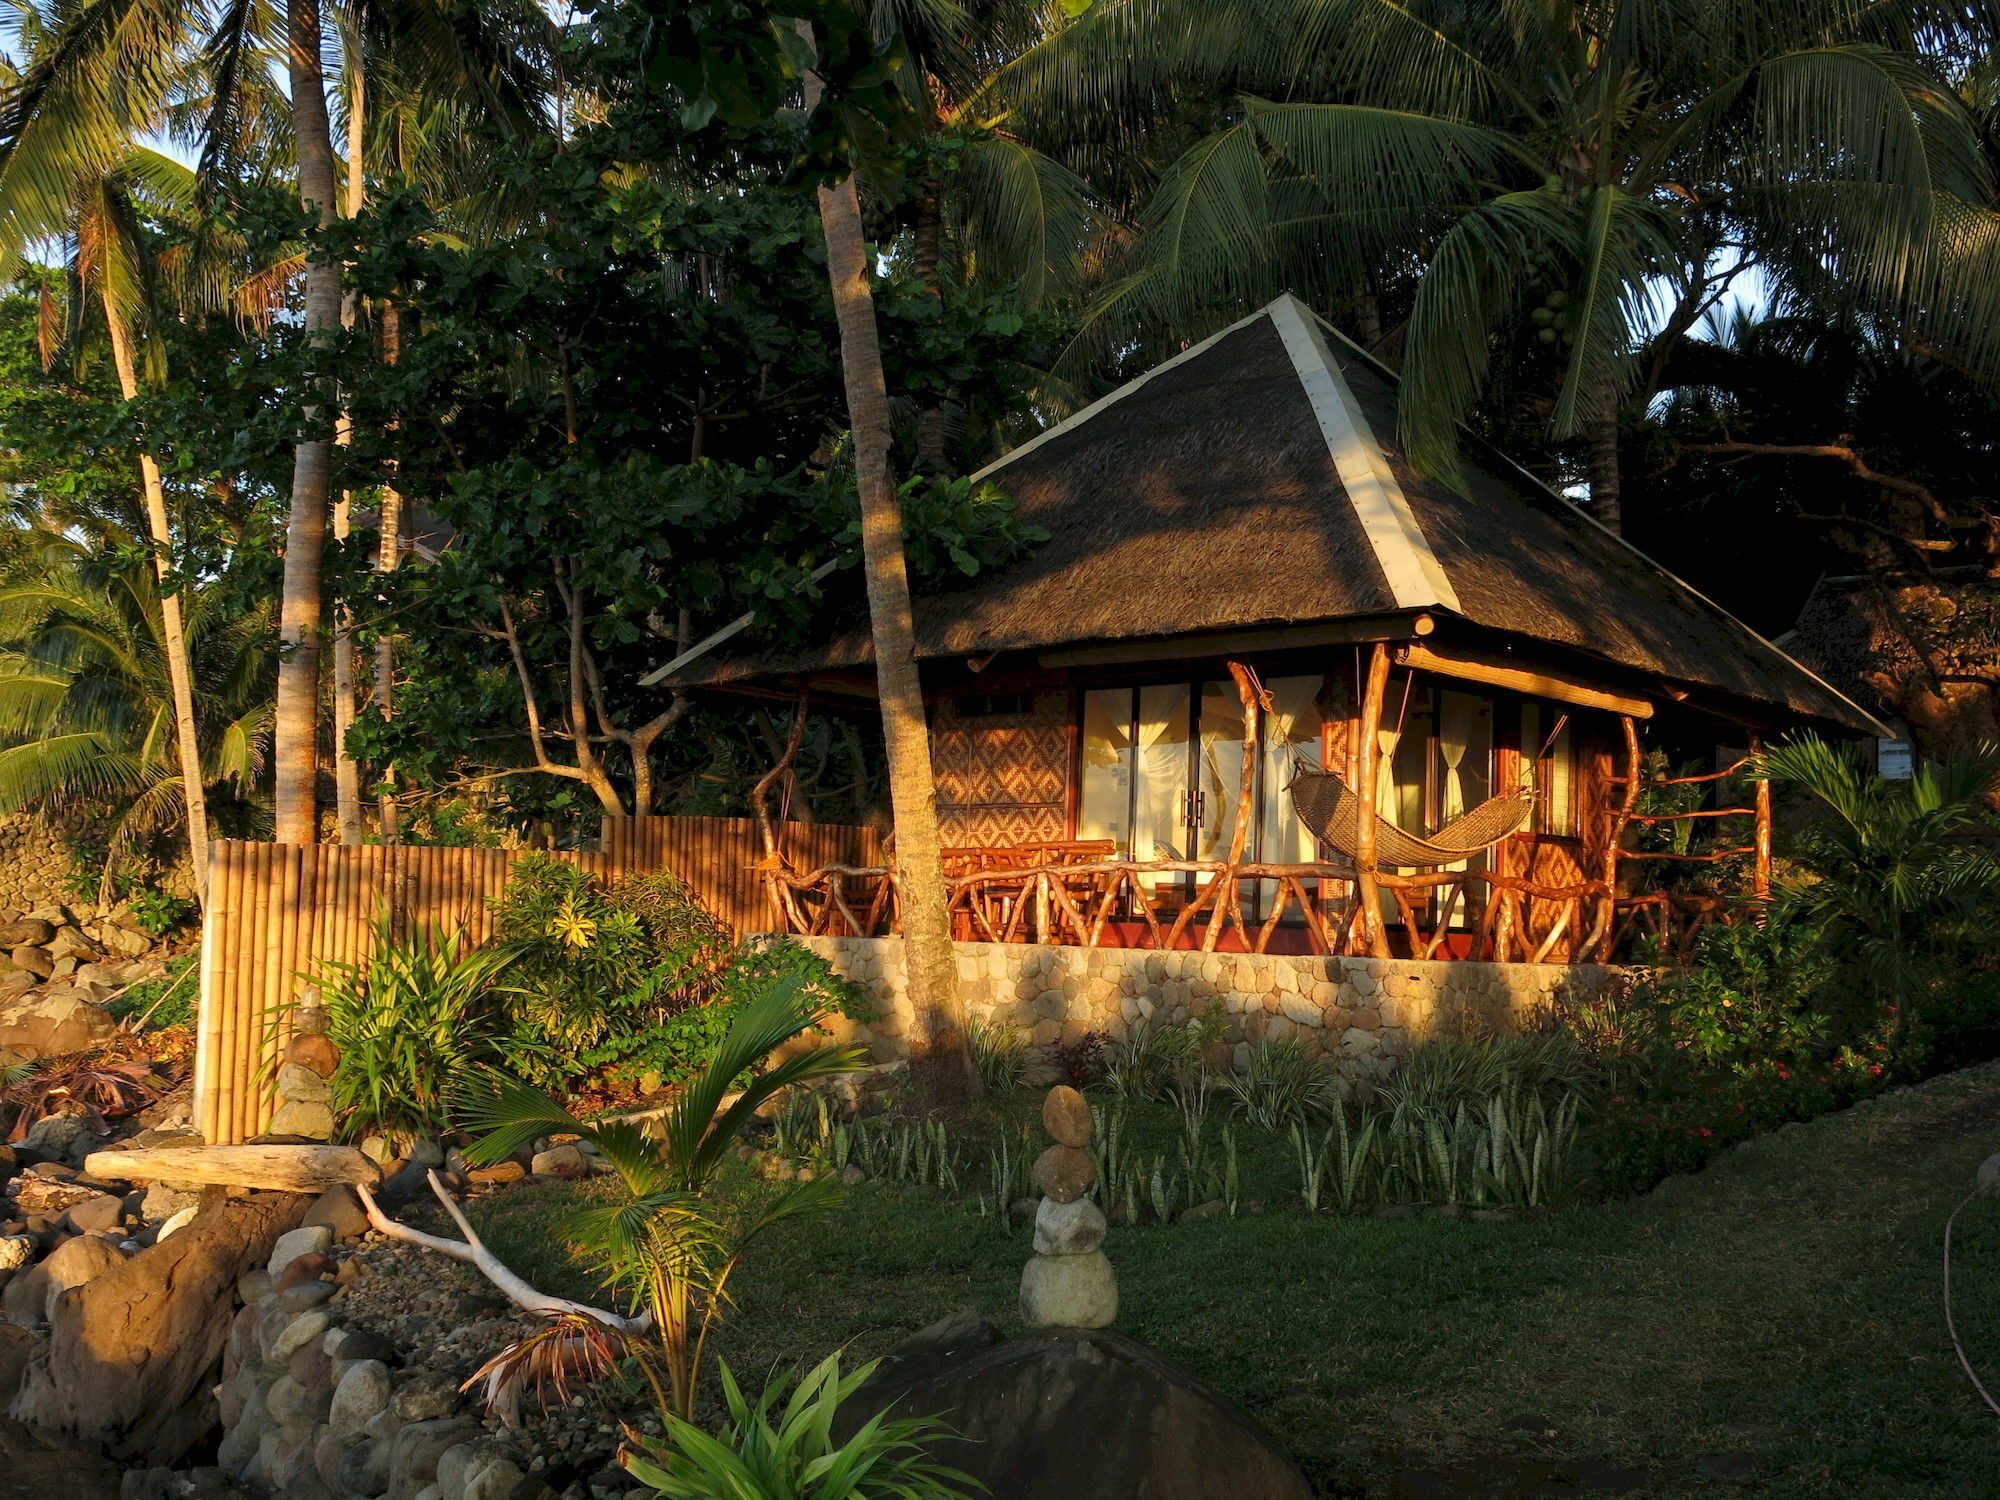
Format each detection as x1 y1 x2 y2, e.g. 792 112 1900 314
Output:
0 12 233 894
0 526 273 882
798 28 979 1104
1056 0 2000 530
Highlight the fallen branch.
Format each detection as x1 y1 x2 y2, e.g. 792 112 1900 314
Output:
354 1169 650 1336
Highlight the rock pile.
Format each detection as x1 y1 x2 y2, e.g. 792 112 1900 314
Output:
1019 1085 1116 1329
0 902 178 1063
268 1005 340 1142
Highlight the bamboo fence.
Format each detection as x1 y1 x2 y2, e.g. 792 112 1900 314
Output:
191 816 879 1145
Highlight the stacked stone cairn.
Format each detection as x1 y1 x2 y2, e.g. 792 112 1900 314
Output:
1019 1085 1116 1329
268 999 340 1142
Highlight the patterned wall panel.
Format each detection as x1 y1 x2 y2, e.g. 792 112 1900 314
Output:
932 691 1070 847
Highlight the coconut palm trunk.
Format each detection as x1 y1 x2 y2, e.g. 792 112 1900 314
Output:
810 129 977 1102
1586 393 1621 533
329 55 367 846
101 301 210 901
273 0 344 845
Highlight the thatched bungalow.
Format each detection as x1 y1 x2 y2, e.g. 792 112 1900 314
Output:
662 294 1880 967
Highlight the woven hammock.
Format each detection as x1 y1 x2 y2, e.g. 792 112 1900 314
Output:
1289 771 1534 869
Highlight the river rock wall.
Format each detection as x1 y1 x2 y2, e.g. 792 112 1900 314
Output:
787 938 1621 1086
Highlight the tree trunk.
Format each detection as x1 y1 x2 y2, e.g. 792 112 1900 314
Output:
816 167 977 1104
375 302 403 842
1586 400 1621 533
273 0 343 845
102 302 210 902
328 48 368 847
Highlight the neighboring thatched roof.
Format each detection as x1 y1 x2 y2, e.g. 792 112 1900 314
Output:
671 294 1878 734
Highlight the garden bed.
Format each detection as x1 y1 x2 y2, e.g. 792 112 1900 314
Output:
463 1061 2000 1498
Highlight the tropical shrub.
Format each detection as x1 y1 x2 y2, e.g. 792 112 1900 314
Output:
462 973 869 1421
316 917 548 1141
620 1355 978 1500
492 858 870 1091
1105 1005 1223 1102
108 952 198 1030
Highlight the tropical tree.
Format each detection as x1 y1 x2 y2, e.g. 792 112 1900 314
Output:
1764 735 2000 998
1058 0 2000 530
0 526 273 881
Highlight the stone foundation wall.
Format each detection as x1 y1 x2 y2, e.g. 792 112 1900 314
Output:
789 937 1621 1086
0 815 85 913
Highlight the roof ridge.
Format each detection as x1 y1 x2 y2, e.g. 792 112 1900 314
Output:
1265 293 1460 613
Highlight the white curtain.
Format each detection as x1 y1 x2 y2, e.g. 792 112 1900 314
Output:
1134 685 1190 879
1077 690 1134 855
1196 682 1245 862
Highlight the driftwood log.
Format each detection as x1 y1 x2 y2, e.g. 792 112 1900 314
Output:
81 1144 379 1193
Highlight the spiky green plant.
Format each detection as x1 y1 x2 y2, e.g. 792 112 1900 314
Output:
461 973 869 1420
1217 1037 1341 1131
620 1354 979 1499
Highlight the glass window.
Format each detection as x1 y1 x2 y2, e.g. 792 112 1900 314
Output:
1520 702 1578 837
1134 684 1191 866
1195 681 1246 862
1078 689 1135 856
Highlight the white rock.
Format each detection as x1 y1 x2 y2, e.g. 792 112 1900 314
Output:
463 1458 527 1500
156 1206 199 1241
329 1358 392 1437
1019 1250 1117 1328
271 1307 331 1362
1033 1196 1107 1256
0 1235 34 1271
267 1224 333 1278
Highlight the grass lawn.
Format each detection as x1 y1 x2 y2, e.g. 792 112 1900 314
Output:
466 1062 2000 1498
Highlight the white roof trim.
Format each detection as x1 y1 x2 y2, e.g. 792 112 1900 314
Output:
1265 293 1460 613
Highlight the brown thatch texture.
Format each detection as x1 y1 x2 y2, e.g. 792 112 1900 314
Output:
678 301 1874 733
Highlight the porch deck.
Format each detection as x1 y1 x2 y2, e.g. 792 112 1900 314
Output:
768 847 1737 965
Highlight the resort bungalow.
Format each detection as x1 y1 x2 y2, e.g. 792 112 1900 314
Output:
662 295 1879 976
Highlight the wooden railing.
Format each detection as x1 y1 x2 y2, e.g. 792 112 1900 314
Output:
768 856 1738 964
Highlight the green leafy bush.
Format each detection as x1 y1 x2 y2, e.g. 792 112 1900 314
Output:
492 858 872 1092
1106 1005 1223 1102
316 917 550 1140
1218 1037 1340 1131
968 1018 1030 1092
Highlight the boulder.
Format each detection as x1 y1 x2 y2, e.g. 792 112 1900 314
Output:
10 1192 310 1466
24 1113 105 1169
44 928 100 964
0 1416 122 1499
1019 1250 1117 1328
0 920 53 949
267 1224 333 1278
7 947 51 980
0 991 113 1059
60 1193 123 1235
834 1320 1315 1500
265 1101 336 1141
530 1144 588 1180
0 971 34 1000
22 1234 128 1327
96 926 152 959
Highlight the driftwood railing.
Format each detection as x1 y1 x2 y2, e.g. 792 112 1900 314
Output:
767 856 1737 965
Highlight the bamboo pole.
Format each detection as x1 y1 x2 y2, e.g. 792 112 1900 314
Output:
1354 643 1392 959
192 841 230 1141
1751 734 1773 910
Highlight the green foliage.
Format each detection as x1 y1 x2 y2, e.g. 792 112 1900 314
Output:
317 917 546 1141
967 1019 1030 1092
1217 1037 1340 1132
1104 1004 1223 1102
1763 735 2000 997
460 971 870 1420
621 1354 979 1500
125 887 196 939
106 950 196 1029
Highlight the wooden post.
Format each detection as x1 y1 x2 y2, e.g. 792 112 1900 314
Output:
1751 733 1773 911
1584 715 1643 962
1203 663 1264 953
1355 644 1392 960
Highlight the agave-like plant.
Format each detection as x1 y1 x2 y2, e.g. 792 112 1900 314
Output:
621 1354 980 1500
452 971 871 1422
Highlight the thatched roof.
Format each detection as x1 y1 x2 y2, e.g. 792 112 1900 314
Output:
671 294 1879 734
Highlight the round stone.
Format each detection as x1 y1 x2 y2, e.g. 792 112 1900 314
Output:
1019 1250 1117 1328
1042 1086 1092 1148
1033 1195 1107 1256
1033 1144 1096 1204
